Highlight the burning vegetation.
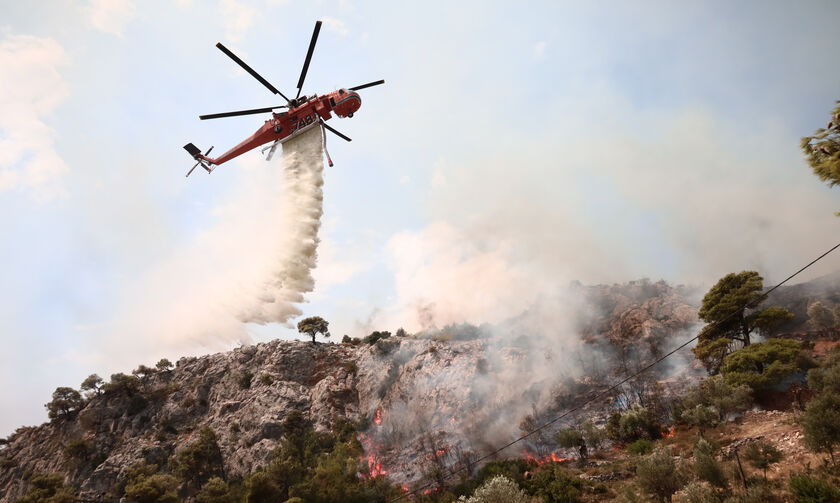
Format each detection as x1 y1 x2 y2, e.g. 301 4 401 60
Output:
6 275 840 501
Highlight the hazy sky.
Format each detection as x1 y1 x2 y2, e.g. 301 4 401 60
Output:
2 0 840 435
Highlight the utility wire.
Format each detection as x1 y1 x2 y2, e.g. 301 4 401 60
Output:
389 239 840 502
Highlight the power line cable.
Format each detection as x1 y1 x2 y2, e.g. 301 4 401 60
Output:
389 239 840 501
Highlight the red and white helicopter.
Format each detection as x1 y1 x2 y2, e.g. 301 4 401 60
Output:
184 20 384 176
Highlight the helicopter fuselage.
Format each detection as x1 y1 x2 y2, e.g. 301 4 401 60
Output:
199 88 361 166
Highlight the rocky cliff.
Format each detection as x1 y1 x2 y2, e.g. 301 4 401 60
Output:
0 280 704 501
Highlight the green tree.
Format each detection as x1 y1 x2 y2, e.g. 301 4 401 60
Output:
297 316 330 343
693 271 793 374
801 100 840 201
171 427 224 491
524 464 583 503
677 375 753 426
580 419 605 451
103 373 141 395
45 387 83 420
156 358 174 372
802 392 840 464
807 345 840 395
607 405 661 443
133 364 157 385
80 374 103 397
721 338 807 390
17 473 75 503
124 474 179 503
741 441 783 480
244 470 283 503
807 301 836 330
692 438 727 489
554 429 586 461
635 448 683 503
195 477 233 503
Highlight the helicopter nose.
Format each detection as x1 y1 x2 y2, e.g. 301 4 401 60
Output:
347 92 361 113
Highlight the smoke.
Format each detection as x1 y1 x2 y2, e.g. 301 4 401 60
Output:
238 127 326 325
90 127 326 367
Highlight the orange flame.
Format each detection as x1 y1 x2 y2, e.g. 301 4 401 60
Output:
374 409 382 426
450 416 456 425
661 427 675 438
366 454 387 477
521 450 570 465
428 445 451 459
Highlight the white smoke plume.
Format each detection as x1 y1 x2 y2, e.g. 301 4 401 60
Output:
238 127 325 325
90 128 326 368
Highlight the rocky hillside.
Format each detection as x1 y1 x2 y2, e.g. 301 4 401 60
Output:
0 280 703 502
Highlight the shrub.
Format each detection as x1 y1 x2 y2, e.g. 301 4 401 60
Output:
626 439 654 456
124 473 179 503
476 358 489 374
456 475 537 503
343 361 358 375
362 331 391 345
259 374 273 385
244 470 283 503
374 338 398 355
103 373 141 395
237 371 253 390
62 438 92 462
693 438 727 489
741 441 783 480
738 484 783 503
635 448 683 503
17 473 75 503
195 476 233 503
676 376 753 427
580 419 605 451
524 464 582 503
788 472 840 503
807 346 840 394
808 301 836 329
801 392 840 464
555 429 585 456
607 405 662 442
341 335 352 344
680 482 718 503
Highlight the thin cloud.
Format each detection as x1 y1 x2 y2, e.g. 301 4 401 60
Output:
321 17 349 36
220 0 258 43
87 0 136 37
533 40 547 58
0 34 69 201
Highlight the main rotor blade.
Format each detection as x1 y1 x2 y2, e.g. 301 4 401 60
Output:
322 122 351 142
296 21 322 100
216 43 291 103
199 105 286 120
349 79 385 91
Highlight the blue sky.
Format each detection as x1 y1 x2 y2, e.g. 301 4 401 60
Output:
2 0 840 435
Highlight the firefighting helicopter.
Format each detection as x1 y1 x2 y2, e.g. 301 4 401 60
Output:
183 20 384 176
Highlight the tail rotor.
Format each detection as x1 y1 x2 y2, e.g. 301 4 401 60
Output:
184 144 215 177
